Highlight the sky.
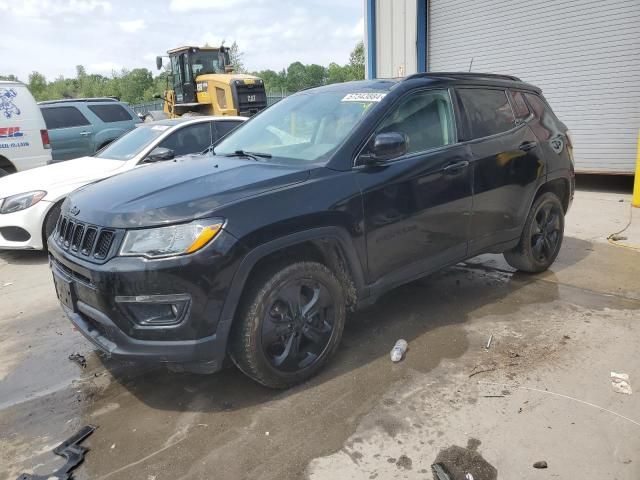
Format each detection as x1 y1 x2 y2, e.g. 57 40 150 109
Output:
0 0 364 81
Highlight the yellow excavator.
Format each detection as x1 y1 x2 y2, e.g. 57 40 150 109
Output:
155 45 267 118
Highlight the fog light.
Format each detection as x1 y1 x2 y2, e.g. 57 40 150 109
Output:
115 294 191 327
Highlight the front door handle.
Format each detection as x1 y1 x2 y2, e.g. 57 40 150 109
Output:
519 141 538 152
443 160 470 174
79 131 91 137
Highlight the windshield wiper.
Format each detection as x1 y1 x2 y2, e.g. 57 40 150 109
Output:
224 150 272 161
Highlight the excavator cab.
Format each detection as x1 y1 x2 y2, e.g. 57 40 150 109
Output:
156 46 267 118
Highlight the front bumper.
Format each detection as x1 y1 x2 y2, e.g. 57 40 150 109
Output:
0 200 53 250
48 229 243 369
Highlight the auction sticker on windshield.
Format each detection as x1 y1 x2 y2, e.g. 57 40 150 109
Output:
342 93 387 102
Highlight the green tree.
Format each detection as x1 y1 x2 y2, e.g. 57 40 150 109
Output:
228 41 246 73
326 62 348 84
305 64 327 88
0 74 19 81
28 72 47 100
347 41 365 80
285 62 307 92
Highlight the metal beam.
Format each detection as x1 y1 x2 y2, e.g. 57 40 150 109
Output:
366 0 377 79
417 0 427 72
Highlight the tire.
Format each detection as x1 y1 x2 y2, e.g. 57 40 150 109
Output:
504 192 565 273
0 167 9 177
42 201 62 250
229 261 346 389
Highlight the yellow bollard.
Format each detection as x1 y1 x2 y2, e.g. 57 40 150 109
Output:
634 130 640 208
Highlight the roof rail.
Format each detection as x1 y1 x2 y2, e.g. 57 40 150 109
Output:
405 72 521 82
38 97 120 105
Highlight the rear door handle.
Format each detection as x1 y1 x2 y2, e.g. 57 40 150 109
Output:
443 160 469 174
519 141 538 151
79 131 91 137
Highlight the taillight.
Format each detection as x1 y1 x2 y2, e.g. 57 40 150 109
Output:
40 129 51 149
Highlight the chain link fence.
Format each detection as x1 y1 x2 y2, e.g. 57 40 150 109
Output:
131 92 290 115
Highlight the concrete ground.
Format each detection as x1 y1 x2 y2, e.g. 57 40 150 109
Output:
1 176 639 480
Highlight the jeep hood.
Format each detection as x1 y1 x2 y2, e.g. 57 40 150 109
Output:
66 155 310 228
0 157 127 200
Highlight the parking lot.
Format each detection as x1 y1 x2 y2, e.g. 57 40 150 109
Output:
0 179 638 480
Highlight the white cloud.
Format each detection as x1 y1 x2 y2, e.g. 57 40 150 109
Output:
88 62 122 74
351 17 364 37
118 19 146 33
169 0 242 12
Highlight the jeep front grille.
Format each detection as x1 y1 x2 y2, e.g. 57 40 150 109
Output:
55 216 116 261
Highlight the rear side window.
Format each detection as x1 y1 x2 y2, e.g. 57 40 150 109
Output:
88 104 134 123
158 122 212 156
214 120 242 140
457 88 515 139
374 89 456 155
508 91 530 121
41 106 90 129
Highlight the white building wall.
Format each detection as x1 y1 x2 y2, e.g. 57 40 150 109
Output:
428 0 640 174
375 0 418 78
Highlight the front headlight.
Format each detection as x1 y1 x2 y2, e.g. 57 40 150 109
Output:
120 219 224 258
0 191 47 214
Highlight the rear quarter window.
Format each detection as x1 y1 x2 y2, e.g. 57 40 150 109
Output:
214 120 243 140
88 104 134 123
457 88 515 139
41 106 91 129
508 91 530 121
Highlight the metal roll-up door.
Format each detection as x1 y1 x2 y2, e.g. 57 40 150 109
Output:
428 0 640 174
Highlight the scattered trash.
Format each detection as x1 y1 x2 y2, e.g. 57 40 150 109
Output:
390 339 408 362
611 372 632 395
533 460 548 469
110 443 116 449
609 234 628 242
265 431 270 436
16 425 96 480
618 199 624 202
485 334 493 350
469 365 496 378
508 350 520 358
2 282 13 287
432 438 497 480
68 353 87 368
563 334 571 340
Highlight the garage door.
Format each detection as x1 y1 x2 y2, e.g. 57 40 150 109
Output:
427 0 640 174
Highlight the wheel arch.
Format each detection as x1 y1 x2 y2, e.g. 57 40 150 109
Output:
0 155 17 174
216 227 367 350
41 197 66 247
534 175 571 213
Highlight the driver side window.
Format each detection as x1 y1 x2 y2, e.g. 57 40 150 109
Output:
373 89 456 156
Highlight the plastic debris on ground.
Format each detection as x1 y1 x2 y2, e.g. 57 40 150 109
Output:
611 372 632 395
390 339 408 362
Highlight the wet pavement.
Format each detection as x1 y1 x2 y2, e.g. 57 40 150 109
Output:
1 189 639 480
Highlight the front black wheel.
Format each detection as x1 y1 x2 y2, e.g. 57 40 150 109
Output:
42 201 62 251
229 261 346 388
504 192 565 273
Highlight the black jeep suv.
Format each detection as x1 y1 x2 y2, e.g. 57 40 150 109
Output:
49 73 574 388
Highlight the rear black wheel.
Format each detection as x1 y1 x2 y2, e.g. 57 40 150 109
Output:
229 261 346 388
0 167 9 177
504 192 564 273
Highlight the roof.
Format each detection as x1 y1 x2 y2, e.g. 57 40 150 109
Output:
38 97 120 105
137 115 246 128
167 45 222 54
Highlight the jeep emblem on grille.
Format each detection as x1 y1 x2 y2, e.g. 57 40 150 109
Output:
70 205 80 216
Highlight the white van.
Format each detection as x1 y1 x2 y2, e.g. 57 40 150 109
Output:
0 80 52 176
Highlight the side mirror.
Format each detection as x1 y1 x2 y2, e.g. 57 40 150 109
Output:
362 132 408 165
156 56 163 70
145 147 174 163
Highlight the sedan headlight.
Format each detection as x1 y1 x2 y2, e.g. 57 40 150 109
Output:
120 219 224 258
0 191 47 214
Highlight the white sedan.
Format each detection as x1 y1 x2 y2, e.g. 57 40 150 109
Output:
0 115 245 250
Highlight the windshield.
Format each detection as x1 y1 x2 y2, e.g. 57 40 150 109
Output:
191 51 226 76
214 91 384 164
95 124 170 161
